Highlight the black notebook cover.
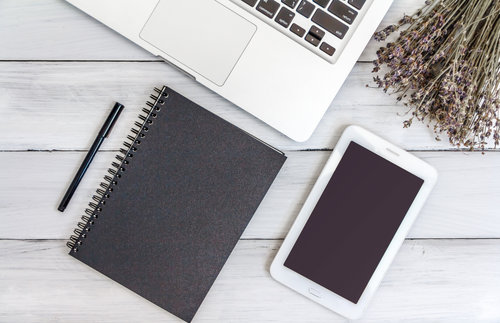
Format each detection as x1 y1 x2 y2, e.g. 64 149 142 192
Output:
67 86 286 322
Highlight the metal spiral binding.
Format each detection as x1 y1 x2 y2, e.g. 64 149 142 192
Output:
67 86 169 252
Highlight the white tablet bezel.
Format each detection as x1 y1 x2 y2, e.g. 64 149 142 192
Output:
270 125 437 319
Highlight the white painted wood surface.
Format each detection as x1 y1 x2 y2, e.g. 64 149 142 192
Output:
0 0 427 62
1 151 499 240
1 0 499 322
2 240 500 322
0 61 459 151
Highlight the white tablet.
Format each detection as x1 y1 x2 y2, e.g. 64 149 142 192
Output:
271 125 437 319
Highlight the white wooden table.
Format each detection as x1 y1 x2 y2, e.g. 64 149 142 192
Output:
1 0 499 322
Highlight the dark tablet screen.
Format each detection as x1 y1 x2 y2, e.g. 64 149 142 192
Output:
284 141 423 303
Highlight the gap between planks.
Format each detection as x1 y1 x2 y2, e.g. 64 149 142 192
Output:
0 60 374 63
2 238 500 242
1 149 499 153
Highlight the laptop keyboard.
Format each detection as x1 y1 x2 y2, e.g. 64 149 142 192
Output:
233 0 371 63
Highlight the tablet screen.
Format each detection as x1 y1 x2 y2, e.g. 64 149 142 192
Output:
284 141 424 304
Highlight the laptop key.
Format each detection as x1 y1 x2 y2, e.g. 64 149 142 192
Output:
242 0 259 6
313 0 330 8
328 0 357 25
348 0 366 10
297 0 315 18
256 0 280 18
290 23 306 37
312 9 348 39
305 25 324 47
275 7 295 28
320 42 336 56
308 25 325 40
305 33 320 46
282 0 299 9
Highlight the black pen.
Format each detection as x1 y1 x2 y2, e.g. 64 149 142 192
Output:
58 102 124 212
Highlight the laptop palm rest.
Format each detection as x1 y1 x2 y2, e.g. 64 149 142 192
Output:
140 0 256 86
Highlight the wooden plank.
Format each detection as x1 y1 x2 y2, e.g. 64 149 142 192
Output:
1 151 498 240
0 61 467 151
0 239 499 322
0 0 155 61
0 0 425 61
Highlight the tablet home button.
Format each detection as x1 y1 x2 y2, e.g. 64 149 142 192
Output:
309 287 322 298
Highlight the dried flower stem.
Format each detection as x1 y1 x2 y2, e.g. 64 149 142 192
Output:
372 0 500 150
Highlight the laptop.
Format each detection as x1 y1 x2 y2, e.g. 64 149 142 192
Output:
65 0 394 142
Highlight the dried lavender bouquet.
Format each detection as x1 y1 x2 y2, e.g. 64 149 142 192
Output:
372 0 500 150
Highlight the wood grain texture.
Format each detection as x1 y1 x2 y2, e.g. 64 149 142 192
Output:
0 0 426 61
0 61 472 151
1 151 499 240
1 239 499 322
0 0 154 61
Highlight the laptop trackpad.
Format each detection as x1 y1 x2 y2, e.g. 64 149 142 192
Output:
140 0 256 86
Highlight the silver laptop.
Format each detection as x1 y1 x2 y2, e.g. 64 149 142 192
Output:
65 0 393 142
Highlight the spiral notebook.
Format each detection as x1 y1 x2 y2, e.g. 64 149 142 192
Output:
67 86 286 322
